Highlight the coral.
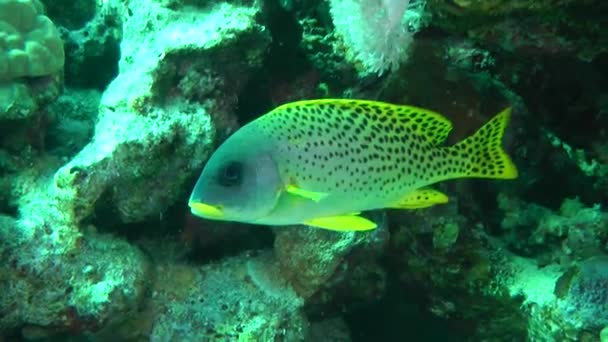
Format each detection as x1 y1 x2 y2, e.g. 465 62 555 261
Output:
0 216 149 335
545 130 608 178
57 0 122 90
158 0 233 10
503 255 566 340
499 194 607 262
556 256 608 331
0 0 64 80
39 0 97 30
44 88 100 158
328 0 427 76
428 0 607 62
0 0 606 340
50 0 268 224
146 253 307 341
387 193 606 341
0 73 62 121
298 16 356 85
509 255 608 341
431 0 580 15
389 202 530 340
0 0 64 120
274 211 388 299
0 0 270 337
443 40 495 73
432 219 460 250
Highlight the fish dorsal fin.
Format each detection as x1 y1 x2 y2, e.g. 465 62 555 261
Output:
273 99 453 145
303 214 377 231
388 188 449 209
392 104 453 145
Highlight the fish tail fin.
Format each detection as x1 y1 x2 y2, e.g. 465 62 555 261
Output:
446 107 518 180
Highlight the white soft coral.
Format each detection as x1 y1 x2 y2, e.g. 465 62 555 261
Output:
328 0 425 76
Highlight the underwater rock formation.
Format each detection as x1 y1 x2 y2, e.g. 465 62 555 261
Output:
147 253 307 341
0 0 269 337
0 0 606 341
274 212 388 300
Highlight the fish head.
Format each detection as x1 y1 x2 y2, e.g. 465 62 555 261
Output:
189 131 282 224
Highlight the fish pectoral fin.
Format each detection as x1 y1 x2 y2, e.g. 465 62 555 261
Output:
286 184 329 202
389 188 449 209
303 215 377 231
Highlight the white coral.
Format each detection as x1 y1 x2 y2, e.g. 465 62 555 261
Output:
328 0 425 76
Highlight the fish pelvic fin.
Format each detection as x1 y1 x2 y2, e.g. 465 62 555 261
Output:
303 214 377 231
446 107 518 180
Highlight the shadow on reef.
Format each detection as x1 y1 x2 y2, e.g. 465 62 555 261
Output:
41 0 122 90
236 0 315 125
499 53 608 209
343 268 463 342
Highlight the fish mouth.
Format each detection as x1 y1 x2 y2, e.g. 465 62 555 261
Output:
189 201 224 219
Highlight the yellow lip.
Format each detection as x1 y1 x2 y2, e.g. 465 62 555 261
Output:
189 202 224 218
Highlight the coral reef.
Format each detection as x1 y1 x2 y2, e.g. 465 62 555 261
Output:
147 253 307 341
556 256 608 336
0 0 606 340
499 195 607 263
1 0 270 337
428 0 608 61
274 211 388 300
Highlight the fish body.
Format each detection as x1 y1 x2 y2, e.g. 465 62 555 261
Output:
189 99 518 231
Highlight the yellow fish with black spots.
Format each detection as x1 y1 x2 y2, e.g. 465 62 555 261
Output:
189 99 518 231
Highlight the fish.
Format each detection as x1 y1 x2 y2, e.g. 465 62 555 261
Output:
188 99 518 232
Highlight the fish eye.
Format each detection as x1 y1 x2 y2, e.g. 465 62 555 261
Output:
218 161 243 187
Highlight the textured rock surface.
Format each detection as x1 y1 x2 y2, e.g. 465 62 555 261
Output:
0 0 269 336
274 212 389 301
148 253 307 341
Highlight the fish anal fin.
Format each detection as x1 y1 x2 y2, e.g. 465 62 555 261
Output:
303 215 377 231
389 188 449 209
